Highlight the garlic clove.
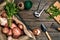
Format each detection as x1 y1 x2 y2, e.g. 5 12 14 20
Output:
0 17 7 26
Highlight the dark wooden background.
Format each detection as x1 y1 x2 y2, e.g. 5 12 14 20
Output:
0 0 60 40
15 0 60 40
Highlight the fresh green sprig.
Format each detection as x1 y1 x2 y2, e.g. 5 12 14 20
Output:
47 5 60 18
5 2 18 18
4 1 18 27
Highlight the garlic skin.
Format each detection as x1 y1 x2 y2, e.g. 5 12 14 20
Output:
0 17 7 26
32 28 41 36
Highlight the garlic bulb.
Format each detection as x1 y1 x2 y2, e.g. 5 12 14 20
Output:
32 28 41 36
0 17 7 26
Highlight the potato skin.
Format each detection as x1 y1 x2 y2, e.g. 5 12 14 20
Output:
2 27 9 34
12 27 22 38
11 23 17 29
7 29 12 36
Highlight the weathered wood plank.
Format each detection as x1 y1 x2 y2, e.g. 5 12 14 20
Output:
19 11 51 19
0 0 60 40
15 0 60 40
24 22 59 27
23 19 55 22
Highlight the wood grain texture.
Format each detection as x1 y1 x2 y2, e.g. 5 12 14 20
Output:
47 1 60 24
15 0 60 40
0 0 60 40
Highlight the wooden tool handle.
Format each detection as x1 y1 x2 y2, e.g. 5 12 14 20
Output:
45 31 52 40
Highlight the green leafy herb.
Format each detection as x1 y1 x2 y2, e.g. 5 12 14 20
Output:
4 1 18 27
47 5 60 18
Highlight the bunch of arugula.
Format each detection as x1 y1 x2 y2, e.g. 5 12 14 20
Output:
4 1 18 27
47 5 60 18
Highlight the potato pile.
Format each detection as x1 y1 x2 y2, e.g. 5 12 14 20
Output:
0 10 41 39
0 10 24 39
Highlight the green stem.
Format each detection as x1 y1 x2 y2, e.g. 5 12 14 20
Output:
8 17 12 28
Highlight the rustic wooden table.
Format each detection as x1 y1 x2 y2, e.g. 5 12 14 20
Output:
0 0 60 40
16 0 60 40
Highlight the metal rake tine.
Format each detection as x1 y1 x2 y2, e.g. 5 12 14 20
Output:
36 0 41 11
39 2 48 12
38 2 48 17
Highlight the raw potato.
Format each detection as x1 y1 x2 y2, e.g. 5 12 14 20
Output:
11 23 17 29
4 23 8 28
13 16 36 40
1 2 35 40
13 27 22 38
2 27 9 34
7 29 12 36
